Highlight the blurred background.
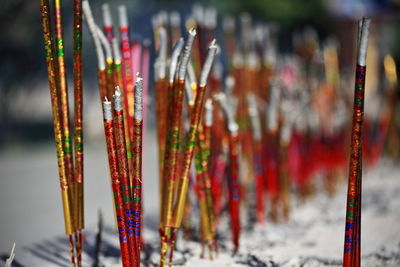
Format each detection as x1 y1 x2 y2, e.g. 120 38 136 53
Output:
0 0 399 260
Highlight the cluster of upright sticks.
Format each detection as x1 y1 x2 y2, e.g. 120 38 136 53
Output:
154 27 219 265
39 0 84 266
83 1 146 266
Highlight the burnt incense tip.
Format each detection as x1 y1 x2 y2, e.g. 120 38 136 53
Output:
118 5 128 28
102 3 112 27
205 98 213 127
357 17 371 67
188 27 197 37
82 0 106 70
134 75 144 121
158 26 167 44
170 11 181 27
96 25 112 61
247 94 262 141
102 99 113 121
158 10 168 25
156 27 167 80
223 15 235 32
204 7 217 29
143 38 151 48
115 86 121 95
215 93 238 135
112 38 121 64
224 76 235 95
192 4 204 22
185 79 195 106
199 40 219 87
169 38 185 83
4 243 16 267
113 86 123 111
187 60 197 85
209 38 217 49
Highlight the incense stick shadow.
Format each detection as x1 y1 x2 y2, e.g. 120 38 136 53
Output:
23 242 70 267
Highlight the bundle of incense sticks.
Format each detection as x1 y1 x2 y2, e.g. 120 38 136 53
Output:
39 0 84 265
154 27 219 264
83 2 146 266
214 92 241 252
342 17 370 267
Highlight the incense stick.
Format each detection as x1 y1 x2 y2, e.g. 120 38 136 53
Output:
96 25 114 101
154 27 168 194
40 1 77 265
102 3 113 42
119 5 135 143
54 0 76 234
72 1 84 265
342 17 370 267
132 74 144 263
195 98 217 256
40 0 74 238
82 0 106 100
215 92 241 252
102 99 132 266
203 98 217 252
247 94 265 224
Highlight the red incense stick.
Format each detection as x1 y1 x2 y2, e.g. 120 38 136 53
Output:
119 6 135 143
132 74 144 262
102 99 132 267
215 93 241 252
247 94 265 224
72 0 84 265
342 17 370 267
